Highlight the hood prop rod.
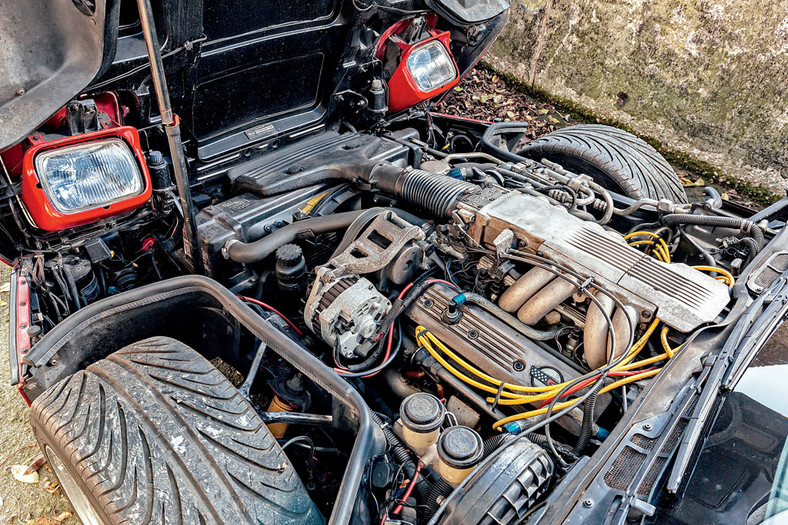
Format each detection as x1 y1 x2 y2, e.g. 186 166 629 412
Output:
137 0 203 274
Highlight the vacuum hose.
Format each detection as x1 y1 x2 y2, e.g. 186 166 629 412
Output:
661 213 765 248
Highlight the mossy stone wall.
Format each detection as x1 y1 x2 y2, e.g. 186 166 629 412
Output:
487 0 788 193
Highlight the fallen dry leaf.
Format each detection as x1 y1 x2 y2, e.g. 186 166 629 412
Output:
24 454 46 476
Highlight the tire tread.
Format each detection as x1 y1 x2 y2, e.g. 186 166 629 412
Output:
518 124 687 203
30 336 322 525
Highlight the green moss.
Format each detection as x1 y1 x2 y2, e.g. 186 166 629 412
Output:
479 62 781 206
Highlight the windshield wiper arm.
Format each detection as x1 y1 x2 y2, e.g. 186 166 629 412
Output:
666 275 788 493
664 353 725 493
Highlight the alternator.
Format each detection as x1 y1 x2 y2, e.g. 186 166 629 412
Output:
304 210 425 358
307 274 391 358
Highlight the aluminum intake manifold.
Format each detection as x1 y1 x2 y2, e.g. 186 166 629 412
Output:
459 191 729 367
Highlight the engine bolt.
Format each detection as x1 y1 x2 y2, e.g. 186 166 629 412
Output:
583 499 594 508
15 87 25 96
424 299 434 308
642 423 652 431
513 360 525 372
468 329 479 339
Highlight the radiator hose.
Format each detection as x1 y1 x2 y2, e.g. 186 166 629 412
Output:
225 210 369 264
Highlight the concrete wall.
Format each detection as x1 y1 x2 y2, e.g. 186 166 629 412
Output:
487 0 788 194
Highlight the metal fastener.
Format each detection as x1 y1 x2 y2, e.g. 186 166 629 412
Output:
583 499 594 508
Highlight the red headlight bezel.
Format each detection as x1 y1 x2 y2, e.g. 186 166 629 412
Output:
377 15 461 113
21 126 153 231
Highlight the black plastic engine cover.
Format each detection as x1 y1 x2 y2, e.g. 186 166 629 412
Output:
226 130 415 197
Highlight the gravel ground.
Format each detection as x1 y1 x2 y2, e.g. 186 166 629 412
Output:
0 265 76 525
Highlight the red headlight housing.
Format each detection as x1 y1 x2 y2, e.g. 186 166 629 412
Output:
21 127 153 231
378 18 460 112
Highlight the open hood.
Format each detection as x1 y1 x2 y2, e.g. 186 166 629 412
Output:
0 0 508 158
0 0 117 152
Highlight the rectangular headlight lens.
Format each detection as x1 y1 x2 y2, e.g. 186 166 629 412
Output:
34 138 144 214
406 40 458 92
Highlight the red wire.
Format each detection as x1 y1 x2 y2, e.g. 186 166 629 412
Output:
425 278 458 289
390 462 421 518
537 369 656 408
335 279 458 378
238 296 303 336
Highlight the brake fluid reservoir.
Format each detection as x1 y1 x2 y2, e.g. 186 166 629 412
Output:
437 425 484 486
399 393 445 454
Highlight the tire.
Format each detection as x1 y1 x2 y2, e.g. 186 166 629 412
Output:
517 124 688 203
30 336 324 525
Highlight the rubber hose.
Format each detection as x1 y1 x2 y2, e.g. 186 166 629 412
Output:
426 477 454 517
396 169 478 218
482 433 515 458
572 384 602 455
739 236 760 265
703 186 723 210
460 293 566 341
480 122 530 163
225 210 368 264
661 213 765 248
61 265 82 309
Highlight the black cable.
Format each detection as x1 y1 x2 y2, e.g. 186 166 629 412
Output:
88 36 208 90
572 383 602 455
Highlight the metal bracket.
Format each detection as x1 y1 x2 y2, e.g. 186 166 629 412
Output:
328 211 425 278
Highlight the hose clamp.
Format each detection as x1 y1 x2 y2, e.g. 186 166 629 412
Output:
741 221 753 235
222 239 240 259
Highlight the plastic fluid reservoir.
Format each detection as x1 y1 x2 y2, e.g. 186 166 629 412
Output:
437 425 484 486
400 393 445 453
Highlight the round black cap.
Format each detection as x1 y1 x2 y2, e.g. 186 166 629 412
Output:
276 244 304 267
400 393 445 433
437 426 483 469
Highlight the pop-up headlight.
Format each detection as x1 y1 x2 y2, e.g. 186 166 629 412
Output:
406 40 458 92
386 30 460 112
22 127 152 231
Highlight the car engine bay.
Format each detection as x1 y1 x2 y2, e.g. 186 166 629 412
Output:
0 1 781 523
6 114 770 523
